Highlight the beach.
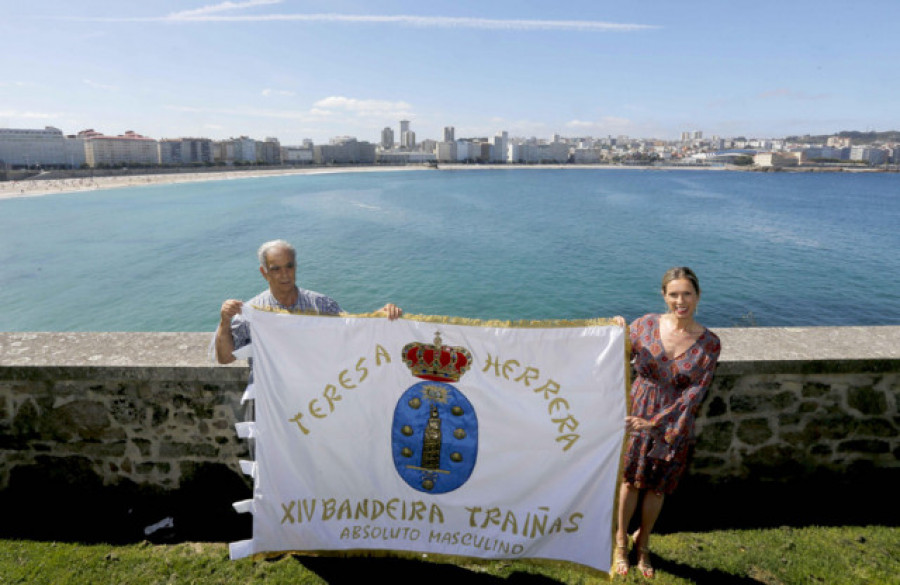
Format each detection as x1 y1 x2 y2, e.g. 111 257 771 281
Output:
0 165 434 200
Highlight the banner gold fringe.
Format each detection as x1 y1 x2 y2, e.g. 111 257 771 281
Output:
250 305 621 329
249 547 612 580
611 327 633 576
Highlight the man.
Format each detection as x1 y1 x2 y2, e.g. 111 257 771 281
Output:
215 239 402 365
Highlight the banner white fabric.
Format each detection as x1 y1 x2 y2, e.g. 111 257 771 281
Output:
229 306 626 574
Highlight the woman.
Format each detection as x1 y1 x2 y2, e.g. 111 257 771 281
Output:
613 267 721 578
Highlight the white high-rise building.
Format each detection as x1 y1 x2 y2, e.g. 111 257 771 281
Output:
0 126 86 168
492 131 509 163
399 120 417 150
436 141 457 162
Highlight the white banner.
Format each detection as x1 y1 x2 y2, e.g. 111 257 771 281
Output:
229 306 626 574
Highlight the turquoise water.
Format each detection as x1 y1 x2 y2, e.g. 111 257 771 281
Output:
1 168 898 331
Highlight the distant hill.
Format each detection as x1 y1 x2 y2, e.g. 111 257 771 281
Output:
786 130 900 144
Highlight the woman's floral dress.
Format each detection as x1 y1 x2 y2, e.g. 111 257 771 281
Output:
623 313 721 494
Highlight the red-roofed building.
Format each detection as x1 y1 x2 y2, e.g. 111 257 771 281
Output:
80 130 159 167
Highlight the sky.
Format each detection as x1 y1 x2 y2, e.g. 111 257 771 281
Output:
1 0 898 145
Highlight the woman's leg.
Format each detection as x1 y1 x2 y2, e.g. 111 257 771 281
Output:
614 482 640 574
634 490 665 578
616 482 640 544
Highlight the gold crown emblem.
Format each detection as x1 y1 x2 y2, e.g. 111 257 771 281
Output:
402 332 472 383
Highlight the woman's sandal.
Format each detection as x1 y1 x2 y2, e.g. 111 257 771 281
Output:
636 546 655 579
613 544 630 576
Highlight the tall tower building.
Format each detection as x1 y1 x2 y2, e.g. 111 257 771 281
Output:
492 131 509 163
443 126 455 143
400 120 415 150
381 127 394 150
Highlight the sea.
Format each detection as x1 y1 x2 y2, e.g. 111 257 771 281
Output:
1 168 898 331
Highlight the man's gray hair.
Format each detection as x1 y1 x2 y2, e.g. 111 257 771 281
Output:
257 239 296 269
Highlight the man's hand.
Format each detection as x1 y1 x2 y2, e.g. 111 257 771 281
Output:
378 303 403 320
215 300 243 364
220 299 243 325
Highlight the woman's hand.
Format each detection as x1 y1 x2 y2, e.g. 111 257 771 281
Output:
625 416 654 434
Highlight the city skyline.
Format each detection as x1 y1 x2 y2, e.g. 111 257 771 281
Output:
2 1 898 145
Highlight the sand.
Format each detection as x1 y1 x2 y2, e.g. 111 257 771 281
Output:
0 166 427 201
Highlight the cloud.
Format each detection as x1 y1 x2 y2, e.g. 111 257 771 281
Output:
313 96 413 117
166 11 658 32
168 0 283 20
165 104 309 120
262 88 296 97
78 3 657 32
0 110 60 120
307 108 336 118
83 79 119 91
566 119 599 128
565 117 634 133
165 97 412 122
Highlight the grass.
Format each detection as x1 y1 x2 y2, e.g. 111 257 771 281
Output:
1 526 897 584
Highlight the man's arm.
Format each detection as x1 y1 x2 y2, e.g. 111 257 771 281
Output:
215 299 243 364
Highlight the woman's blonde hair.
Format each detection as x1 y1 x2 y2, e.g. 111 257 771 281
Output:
661 266 700 295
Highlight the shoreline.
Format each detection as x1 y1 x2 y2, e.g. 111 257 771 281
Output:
0 162 889 201
0 165 427 201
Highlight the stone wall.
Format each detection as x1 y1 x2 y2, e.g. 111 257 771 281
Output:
1 328 898 539
693 361 898 482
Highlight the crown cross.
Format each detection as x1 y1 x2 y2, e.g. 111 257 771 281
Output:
402 332 473 383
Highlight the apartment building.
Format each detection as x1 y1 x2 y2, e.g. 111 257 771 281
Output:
510 141 569 164
849 145 888 165
80 130 159 167
314 137 376 164
256 138 282 165
0 126 86 168
435 141 457 163
158 138 214 165
212 136 258 164
281 145 314 164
